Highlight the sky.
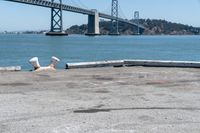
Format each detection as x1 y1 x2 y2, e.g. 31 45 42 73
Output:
0 0 200 31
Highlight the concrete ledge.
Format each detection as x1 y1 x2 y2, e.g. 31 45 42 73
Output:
124 60 200 68
66 60 200 69
66 60 124 69
0 66 21 71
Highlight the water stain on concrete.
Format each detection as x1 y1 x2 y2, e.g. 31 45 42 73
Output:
92 75 114 81
138 75 145 78
146 80 171 85
65 82 79 89
146 79 200 88
146 80 183 88
154 93 166 96
140 97 150 101
138 115 154 121
74 108 111 113
93 104 105 108
112 123 136 130
95 90 110 93
117 81 133 86
178 79 200 83
0 111 68 124
0 82 32 87
0 124 8 133
134 94 145 97
36 74 50 78
74 107 200 114
0 91 25 95
160 84 181 87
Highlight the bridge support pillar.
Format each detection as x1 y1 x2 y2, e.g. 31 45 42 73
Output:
46 0 68 36
85 10 100 36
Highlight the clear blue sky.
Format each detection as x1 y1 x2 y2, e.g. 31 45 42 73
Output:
0 0 200 31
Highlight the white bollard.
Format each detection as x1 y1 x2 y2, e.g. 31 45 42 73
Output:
29 57 41 70
51 56 60 68
29 56 60 71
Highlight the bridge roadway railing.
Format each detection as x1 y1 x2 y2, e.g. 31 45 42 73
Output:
4 0 145 29
4 0 95 15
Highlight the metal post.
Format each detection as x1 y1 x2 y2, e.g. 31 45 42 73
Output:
109 0 119 35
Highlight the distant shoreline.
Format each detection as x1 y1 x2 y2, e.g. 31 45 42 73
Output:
0 33 200 36
1 19 200 35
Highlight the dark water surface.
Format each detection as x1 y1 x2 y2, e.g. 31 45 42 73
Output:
0 34 200 70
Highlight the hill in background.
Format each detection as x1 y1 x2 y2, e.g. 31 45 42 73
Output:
66 19 200 35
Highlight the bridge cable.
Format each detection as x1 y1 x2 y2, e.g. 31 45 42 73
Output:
64 0 88 9
66 0 81 8
100 2 112 15
118 4 128 20
76 0 89 9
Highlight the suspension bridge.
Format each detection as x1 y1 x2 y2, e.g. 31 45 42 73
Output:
4 0 145 36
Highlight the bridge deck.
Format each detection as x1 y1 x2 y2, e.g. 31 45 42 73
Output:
4 0 145 29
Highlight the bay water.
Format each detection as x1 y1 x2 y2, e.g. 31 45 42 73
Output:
0 34 200 70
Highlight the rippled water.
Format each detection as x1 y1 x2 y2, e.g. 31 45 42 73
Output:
0 34 200 70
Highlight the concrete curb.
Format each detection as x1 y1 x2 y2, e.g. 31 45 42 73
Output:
66 60 200 69
0 66 21 71
66 60 124 69
124 60 200 68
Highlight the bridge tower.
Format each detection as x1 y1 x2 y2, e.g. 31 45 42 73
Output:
109 0 120 35
134 11 140 35
46 0 68 36
85 9 100 36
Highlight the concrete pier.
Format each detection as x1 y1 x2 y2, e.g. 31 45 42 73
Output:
85 10 100 36
1 67 200 132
